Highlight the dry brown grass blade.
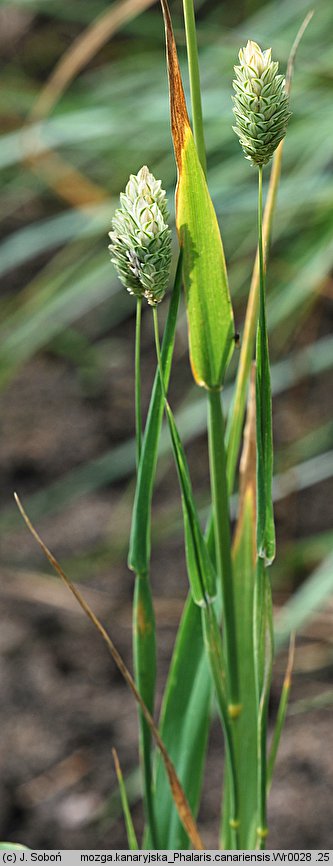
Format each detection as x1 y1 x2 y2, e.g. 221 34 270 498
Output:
284 632 296 690
112 748 139 849
24 147 107 207
30 0 158 122
24 0 158 207
160 0 190 167
267 632 296 791
285 11 314 93
14 493 205 851
233 365 256 557
238 364 256 506
112 748 122 781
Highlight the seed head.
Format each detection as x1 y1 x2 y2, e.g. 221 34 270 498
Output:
232 40 291 166
108 166 172 305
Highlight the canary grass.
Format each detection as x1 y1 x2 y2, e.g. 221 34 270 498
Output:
110 9 291 848
12 0 313 854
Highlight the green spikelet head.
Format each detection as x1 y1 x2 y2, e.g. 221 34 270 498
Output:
232 40 291 166
108 166 172 305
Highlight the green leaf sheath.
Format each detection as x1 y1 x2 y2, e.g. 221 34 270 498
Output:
221 379 257 850
226 492 258 849
201 604 240 849
254 558 274 849
153 594 211 849
256 166 275 566
128 254 182 575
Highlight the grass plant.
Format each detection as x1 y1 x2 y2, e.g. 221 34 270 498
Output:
2 0 333 853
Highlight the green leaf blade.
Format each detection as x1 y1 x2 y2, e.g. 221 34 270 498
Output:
160 0 234 391
178 134 235 390
164 399 216 606
113 749 139 851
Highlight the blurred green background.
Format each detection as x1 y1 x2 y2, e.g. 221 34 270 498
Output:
0 0 333 849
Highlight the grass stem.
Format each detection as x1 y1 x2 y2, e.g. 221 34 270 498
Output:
134 297 157 847
258 166 265 335
256 169 268 849
133 575 158 848
182 0 206 174
135 297 142 470
153 305 167 403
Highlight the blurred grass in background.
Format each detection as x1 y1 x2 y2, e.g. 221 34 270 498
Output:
0 0 333 648
1 0 333 847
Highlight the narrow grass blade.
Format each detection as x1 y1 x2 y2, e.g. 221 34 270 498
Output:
0 204 110 281
160 0 234 390
289 690 333 716
112 749 139 850
128 255 182 576
153 307 216 607
274 550 333 650
165 400 216 605
14 494 205 851
267 634 295 791
0 251 117 389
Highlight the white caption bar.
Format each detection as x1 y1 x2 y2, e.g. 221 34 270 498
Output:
1 853 333 865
